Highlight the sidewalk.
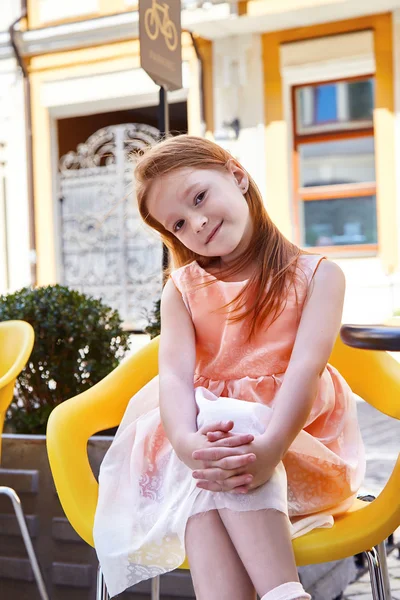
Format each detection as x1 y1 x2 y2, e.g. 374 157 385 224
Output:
343 399 400 598
344 549 400 599
355 398 400 498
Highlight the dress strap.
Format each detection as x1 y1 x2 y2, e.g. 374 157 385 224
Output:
169 263 196 315
310 254 326 282
170 270 182 294
300 254 326 285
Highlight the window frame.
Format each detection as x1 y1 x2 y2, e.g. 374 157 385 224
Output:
291 74 377 255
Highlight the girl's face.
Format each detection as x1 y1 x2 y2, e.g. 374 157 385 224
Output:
146 162 253 264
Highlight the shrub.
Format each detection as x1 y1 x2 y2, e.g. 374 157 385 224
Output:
144 299 161 339
0 285 131 434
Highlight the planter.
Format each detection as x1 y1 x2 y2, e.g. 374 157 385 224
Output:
0 434 195 600
0 434 355 600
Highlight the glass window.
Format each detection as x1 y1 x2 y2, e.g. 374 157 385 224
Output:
348 79 374 121
299 137 375 187
296 77 374 134
302 196 377 247
294 75 377 252
315 84 337 123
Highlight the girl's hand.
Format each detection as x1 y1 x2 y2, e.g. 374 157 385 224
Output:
191 434 281 494
177 421 255 476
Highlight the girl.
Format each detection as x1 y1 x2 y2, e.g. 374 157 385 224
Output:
94 135 365 600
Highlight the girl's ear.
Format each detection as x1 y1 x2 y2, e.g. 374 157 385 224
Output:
226 158 249 194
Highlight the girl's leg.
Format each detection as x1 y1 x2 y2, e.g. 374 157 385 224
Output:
218 508 306 598
185 510 256 600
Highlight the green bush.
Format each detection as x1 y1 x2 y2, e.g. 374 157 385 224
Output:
144 299 161 339
0 285 131 434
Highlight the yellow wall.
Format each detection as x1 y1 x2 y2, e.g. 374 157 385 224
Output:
195 38 214 135
29 34 211 285
262 13 397 273
28 0 137 29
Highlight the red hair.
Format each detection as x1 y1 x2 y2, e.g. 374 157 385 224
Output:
135 135 305 337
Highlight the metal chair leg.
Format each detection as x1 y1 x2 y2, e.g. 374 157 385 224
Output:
96 564 110 600
365 544 392 600
151 575 160 600
0 486 49 600
378 541 392 600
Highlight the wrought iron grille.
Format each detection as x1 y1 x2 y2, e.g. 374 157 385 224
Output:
58 123 162 331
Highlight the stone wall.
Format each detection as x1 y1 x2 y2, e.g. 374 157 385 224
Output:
0 434 195 599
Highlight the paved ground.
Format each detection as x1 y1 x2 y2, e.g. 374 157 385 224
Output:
343 398 400 599
344 549 400 599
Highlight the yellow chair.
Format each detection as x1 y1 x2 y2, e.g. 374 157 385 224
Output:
47 334 400 600
0 320 49 600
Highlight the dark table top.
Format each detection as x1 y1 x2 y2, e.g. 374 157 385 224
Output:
340 324 400 352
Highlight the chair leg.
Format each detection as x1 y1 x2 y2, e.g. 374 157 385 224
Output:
0 486 49 600
151 575 160 600
377 541 392 600
96 564 110 600
365 544 392 600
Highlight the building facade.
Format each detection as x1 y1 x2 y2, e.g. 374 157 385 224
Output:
1 0 400 325
0 0 31 293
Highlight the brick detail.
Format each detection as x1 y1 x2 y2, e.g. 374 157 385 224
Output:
129 570 196 597
0 513 38 537
52 562 92 588
0 469 39 493
52 517 83 543
0 556 34 582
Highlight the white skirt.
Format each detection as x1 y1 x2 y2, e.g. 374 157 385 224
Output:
94 385 333 598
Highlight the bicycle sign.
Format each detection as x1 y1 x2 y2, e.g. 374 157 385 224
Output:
139 0 182 91
145 0 178 51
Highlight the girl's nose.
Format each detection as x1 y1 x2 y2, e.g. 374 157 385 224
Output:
194 215 208 234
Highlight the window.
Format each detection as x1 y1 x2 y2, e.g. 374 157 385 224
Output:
293 76 377 252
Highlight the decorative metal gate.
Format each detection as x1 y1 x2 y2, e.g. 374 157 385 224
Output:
58 124 162 330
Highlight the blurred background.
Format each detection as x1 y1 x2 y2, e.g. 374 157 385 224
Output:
1 0 400 339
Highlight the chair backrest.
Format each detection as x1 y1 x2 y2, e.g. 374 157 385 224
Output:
0 320 35 460
47 332 400 546
330 335 400 420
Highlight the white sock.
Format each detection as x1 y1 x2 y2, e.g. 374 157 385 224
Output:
261 581 311 600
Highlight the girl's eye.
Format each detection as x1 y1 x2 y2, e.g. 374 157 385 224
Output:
195 191 206 205
172 191 205 232
173 220 185 233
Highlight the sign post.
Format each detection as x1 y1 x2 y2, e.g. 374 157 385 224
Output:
139 0 182 271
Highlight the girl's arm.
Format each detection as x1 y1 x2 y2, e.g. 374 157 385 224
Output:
160 278 255 474
159 277 197 455
264 259 345 459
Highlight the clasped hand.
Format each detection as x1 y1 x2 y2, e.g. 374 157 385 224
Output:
181 421 280 494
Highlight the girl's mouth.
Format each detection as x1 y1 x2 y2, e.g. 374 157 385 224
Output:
206 221 223 244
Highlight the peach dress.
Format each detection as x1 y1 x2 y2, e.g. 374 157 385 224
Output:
94 254 365 598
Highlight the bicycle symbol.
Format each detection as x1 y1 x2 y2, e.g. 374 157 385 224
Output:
144 0 178 51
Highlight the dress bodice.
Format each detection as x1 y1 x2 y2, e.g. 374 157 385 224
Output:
171 254 324 382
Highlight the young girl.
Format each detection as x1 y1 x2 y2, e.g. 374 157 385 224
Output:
94 135 365 600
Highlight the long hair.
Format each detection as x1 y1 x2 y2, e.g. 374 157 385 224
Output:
135 135 304 338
